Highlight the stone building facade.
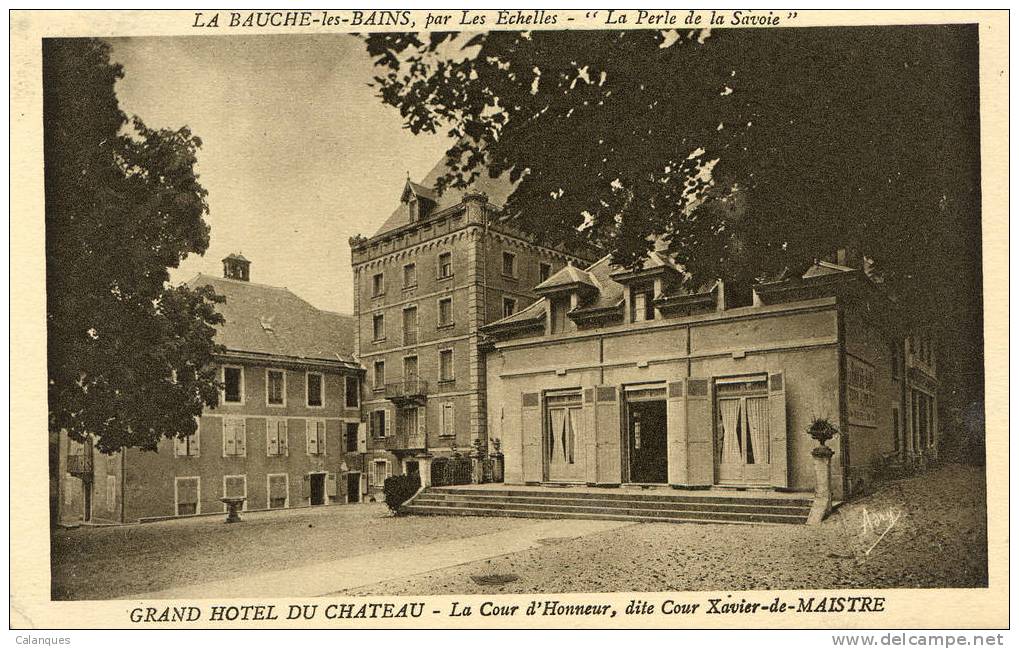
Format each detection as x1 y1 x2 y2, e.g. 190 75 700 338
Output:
55 255 366 524
349 165 597 491
482 250 937 501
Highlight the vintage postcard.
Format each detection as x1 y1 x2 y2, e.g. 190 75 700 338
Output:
8 8 1009 634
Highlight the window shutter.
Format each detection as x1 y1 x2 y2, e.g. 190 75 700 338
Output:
307 423 317 455
685 377 713 486
520 392 542 483
174 435 184 456
666 380 688 485
224 420 236 456
302 474 311 498
267 421 279 456
594 386 622 484
581 388 597 483
317 421 327 455
236 420 246 456
768 371 788 488
326 472 338 497
280 420 288 456
384 410 393 438
357 422 367 453
192 426 200 456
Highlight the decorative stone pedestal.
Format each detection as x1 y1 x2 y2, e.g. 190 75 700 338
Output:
220 497 246 524
807 446 834 525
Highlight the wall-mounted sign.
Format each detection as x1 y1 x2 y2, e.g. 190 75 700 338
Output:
847 356 877 427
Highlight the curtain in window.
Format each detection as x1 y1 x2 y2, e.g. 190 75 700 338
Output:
549 408 566 463
745 397 770 465
719 399 743 465
565 408 577 464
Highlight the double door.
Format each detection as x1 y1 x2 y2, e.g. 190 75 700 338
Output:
546 392 585 482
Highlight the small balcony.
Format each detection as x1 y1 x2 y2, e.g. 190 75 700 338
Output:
384 379 429 407
66 453 92 478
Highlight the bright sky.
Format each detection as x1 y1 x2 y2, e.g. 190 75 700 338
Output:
109 34 451 314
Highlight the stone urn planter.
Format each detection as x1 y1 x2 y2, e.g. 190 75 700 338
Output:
220 497 246 523
806 418 838 525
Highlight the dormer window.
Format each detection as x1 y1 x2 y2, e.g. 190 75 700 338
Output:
630 283 655 322
549 297 569 334
408 197 419 222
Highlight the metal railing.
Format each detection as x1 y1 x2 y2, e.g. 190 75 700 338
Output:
384 379 429 400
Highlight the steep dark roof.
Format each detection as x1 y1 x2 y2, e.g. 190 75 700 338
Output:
189 274 355 365
372 155 516 238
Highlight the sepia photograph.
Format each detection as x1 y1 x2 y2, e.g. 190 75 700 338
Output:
10 8 1007 633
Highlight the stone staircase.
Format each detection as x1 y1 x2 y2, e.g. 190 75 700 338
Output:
402 486 813 525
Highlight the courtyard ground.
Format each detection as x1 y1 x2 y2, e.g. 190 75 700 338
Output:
51 462 987 599
343 463 988 595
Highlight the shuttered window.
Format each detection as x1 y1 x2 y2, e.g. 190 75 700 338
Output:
307 419 326 455
267 418 288 456
223 418 246 457
345 423 359 452
174 423 200 457
266 369 285 406
441 402 455 437
223 475 247 511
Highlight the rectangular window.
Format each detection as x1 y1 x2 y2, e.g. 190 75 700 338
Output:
502 251 517 277
539 262 552 283
439 349 454 383
371 410 388 438
266 369 285 406
503 297 517 318
373 460 389 488
438 252 453 279
223 366 243 403
372 272 385 297
344 376 359 407
345 422 359 452
403 355 418 382
403 262 417 288
307 419 327 455
174 424 200 457
438 296 453 327
223 475 247 511
175 477 200 516
403 306 418 345
550 297 568 334
441 402 455 437
266 418 288 456
373 360 385 390
267 474 288 509
307 372 324 407
222 417 247 457
372 313 385 341
631 284 655 322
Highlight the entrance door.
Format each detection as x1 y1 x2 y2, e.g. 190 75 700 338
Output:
346 472 361 503
405 460 420 477
309 473 326 505
715 377 771 485
545 391 585 482
628 400 668 483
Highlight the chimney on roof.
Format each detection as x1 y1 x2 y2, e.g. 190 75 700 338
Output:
223 253 251 281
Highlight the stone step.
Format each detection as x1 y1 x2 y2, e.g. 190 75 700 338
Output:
403 504 798 526
414 494 809 517
431 487 811 508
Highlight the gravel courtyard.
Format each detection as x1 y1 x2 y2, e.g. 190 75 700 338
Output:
342 463 988 595
51 502 528 600
52 462 986 599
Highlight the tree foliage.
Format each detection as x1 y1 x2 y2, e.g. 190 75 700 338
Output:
365 26 983 420
44 38 224 454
